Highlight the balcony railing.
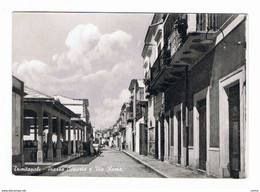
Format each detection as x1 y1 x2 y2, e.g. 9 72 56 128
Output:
146 14 220 93
150 44 172 84
137 88 145 101
168 27 182 57
196 13 218 32
126 112 134 122
119 124 126 131
144 70 151 86
136 105 144 121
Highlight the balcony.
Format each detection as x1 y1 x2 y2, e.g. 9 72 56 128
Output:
149 43 183 93
126 112 134 122
147 14 221 94
137 100 148 107
130 92 134 99
136 105 144 121
119 124 126 131
136 88 145 101
150 45 172 83
144 71 151 86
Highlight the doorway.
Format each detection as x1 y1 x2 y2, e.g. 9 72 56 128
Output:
160 117 165 161
177 111 182 164
155 120 159 159
228 84 240 178
219 66 246 178
132 132 135 152
198 99 207 171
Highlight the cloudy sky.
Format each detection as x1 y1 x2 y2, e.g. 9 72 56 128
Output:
12 12 153 130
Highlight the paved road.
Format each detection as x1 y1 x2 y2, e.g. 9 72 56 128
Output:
39 155 97 176
50 147 160 177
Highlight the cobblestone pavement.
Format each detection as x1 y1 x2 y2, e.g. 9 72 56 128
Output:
57 147 160 177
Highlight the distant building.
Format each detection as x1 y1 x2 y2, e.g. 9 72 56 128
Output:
128 79 148 153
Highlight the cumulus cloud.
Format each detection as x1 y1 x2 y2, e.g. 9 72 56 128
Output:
80 60 136 83
54 23 132 74
13 60 52 89
12 23 141 130
93 89 130 130
65 23 101 71
96 30 132 59
16 60 48 74
65 23 101 50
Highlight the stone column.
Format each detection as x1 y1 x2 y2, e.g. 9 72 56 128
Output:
37 108 43 163
81 129 83 142
80 128 83 152
62 120 66 156
83 126 86 143
68 121 71 155
77 125 80 151
56 117 61 159
47 113 53 161
73 122 76 155
62 120 66 141
34 116 37 141
83 128 85 145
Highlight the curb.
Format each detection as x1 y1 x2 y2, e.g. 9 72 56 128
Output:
31 154 83 176
16 154 83 176
122 150 168 178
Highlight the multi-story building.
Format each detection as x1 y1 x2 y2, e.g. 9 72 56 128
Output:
117 103 127 150
128 79 147 154
94 130 102 144
142 13 247 178
125 102 134 151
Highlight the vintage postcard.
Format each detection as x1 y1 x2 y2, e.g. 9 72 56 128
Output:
12 12 247 179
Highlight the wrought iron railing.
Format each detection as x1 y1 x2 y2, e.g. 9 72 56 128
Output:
150 44 172 84
126 112 133 121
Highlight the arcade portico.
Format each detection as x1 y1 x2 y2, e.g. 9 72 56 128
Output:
23 86 85 163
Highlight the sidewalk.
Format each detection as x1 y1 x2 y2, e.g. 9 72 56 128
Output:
122 150 208 178
13 154 82 176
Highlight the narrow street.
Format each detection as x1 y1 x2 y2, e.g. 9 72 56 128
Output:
40 147 160 177
10 13 248 180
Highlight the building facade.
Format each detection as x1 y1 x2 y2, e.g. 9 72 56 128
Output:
128 79 148 153
12 76 25 166
141 13 247 178
21 86 86 164
54 95 92 143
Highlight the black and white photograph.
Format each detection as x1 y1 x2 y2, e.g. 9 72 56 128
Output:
1 1 260 191
11 12 247 178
